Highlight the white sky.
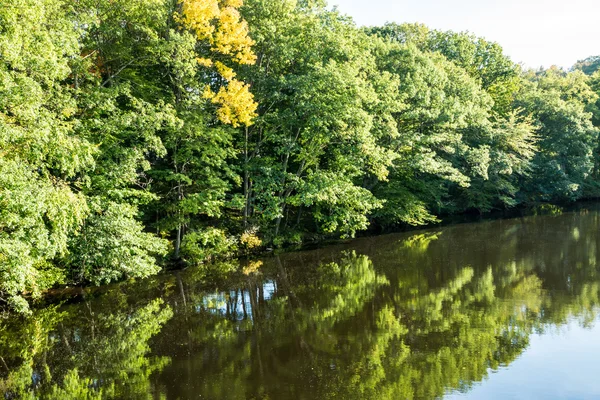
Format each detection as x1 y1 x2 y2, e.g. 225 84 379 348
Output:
328 0 600 69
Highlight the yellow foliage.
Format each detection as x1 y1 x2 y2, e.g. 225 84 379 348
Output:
212 7 256 64
178 0 219 41
178 0 257 127
240 231 262 249
205 79 257 127
178 0 255 62
196 57 213 67
220 0 243 7
214 61 236 80
242 260 263 275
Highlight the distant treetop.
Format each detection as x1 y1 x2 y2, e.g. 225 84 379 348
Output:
572 55 600 76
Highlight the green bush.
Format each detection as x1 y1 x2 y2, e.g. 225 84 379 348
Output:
180 228 238 265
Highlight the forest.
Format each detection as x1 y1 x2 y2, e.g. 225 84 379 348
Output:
2 0 600 313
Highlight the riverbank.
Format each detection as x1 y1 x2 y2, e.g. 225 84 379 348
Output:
16 200 597 315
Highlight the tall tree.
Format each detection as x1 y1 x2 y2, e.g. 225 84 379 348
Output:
516 69 599 201
238 0 398 243
0 0 94 312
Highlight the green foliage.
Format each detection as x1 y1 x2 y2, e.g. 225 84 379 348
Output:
455 112 537 211
47 369 106 400
368 22 521 115
516 70 599 201
238 0 399 239
181 227 238 264
66 199 169 285
371 42 494 223
573 55 600 76
0 0 93 312
0 160 87 312
290 172 383 237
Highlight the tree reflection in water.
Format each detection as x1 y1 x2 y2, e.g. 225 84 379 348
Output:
2 207 600 399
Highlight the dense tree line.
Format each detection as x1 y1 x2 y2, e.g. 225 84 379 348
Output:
1 0 600 312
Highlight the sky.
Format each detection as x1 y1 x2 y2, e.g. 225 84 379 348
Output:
328 0 600 69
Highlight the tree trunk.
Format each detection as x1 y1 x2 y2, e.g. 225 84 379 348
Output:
243 126 250 228
174 176 183 259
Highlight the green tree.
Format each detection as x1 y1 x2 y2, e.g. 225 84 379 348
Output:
573 55 600 76
368 23 521 115
238 0 398 242
516 69 599 201
0 0 94 312
370 43 493 225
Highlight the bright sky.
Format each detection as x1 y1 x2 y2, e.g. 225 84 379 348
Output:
328 0 600 69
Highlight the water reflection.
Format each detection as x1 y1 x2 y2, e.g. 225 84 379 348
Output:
0 299 172 399
2 206 600 399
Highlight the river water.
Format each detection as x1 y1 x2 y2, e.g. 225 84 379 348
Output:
2 205 600 399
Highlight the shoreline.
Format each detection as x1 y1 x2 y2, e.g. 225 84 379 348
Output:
19 199 598 314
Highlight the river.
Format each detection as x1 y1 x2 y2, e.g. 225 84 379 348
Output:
2 205 600 399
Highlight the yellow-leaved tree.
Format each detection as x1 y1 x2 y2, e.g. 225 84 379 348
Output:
178 0 257 127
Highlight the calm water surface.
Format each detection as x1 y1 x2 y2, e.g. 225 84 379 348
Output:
2 206 600 399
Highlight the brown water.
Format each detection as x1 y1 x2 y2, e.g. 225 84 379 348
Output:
2 205 600 399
